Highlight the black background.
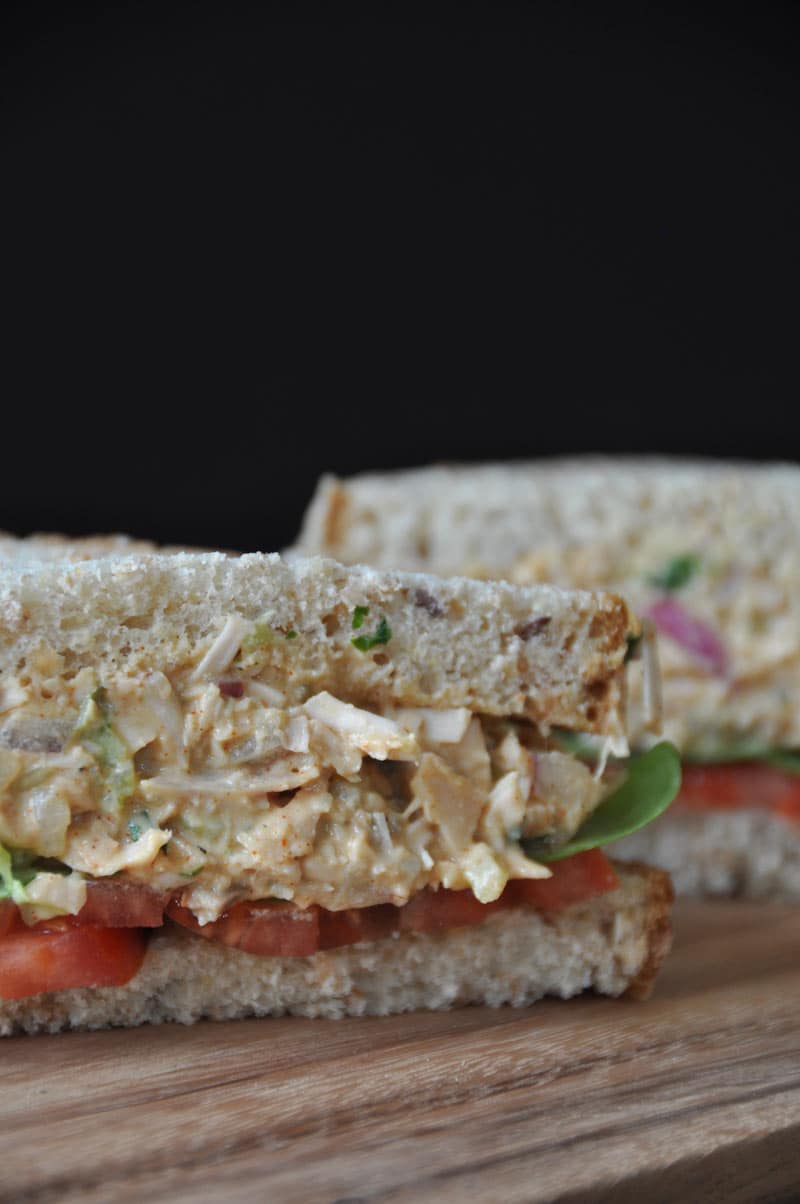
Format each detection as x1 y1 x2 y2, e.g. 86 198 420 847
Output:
4 1 799 552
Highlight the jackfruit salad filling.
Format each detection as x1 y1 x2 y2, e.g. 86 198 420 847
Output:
0 618 636 929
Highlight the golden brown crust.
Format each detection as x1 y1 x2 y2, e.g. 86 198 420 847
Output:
615 861 675 1000
321 482 350 554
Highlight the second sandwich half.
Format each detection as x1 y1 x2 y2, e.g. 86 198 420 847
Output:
0 552 676 1031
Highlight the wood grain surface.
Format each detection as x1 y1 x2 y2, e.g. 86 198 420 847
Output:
3 900 800 1204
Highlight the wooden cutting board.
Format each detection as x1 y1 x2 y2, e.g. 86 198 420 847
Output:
3 899 800 1204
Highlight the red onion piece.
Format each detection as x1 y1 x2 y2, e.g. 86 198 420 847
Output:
647 598 728 676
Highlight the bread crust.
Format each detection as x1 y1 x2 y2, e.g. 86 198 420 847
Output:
0 863 672 1035
617 862 674 1000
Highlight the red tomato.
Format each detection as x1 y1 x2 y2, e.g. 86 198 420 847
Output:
319 904 399 949
677 764 800 821
166 899 322 957
165 850 618 959
0 901 22 939
398 889 504 932
0 881 167 935
78 881 167 928
506 849 620 911
0 926 146 1001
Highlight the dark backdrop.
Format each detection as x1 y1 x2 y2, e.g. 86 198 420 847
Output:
4 1 799 552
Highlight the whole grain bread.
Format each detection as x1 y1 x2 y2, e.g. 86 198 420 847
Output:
0 863 672 1035
614 809 800 900
295 459 800 575
0 552 634 733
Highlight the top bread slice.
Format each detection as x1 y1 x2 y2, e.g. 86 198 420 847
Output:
0 552 633 735
296 458 800 575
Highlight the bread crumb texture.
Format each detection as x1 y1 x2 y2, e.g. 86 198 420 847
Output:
615 808 800 899
0 552 630 732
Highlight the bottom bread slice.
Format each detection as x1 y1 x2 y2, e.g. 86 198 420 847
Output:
0 864 672 1035
615 808 800 899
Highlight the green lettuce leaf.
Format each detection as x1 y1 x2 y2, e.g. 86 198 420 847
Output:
0 842 36 905
523 742 682 863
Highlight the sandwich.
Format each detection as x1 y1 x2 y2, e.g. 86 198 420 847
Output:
0 551 675 1033
296 458 800 899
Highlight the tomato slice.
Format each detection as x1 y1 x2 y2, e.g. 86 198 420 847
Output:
506 849 620 911
167 899 322 957
0 926 146 1001
77 881 167 928
0 847 620 999
319 904 400 949
165 850 619 959
397 889 505 933
677 763 800 821
0 901 22 940
0 881 167 935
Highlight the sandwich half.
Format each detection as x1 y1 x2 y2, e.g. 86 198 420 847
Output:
0 552 674 1033
297 459 800 899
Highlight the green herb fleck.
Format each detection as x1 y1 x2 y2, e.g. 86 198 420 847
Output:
286 629 298 640
649 554 700 592
352 605 370 630
352 616 392 652
127 810 150 843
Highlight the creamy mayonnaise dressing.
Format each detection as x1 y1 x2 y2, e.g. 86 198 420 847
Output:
0 623 607 924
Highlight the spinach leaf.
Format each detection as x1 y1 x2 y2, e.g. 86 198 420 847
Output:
523 742 681 863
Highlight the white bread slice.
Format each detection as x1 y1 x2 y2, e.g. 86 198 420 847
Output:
0 532 161 565
0 551 633 732
614 810 800 899
0 863 672 1035
295 459 800 576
